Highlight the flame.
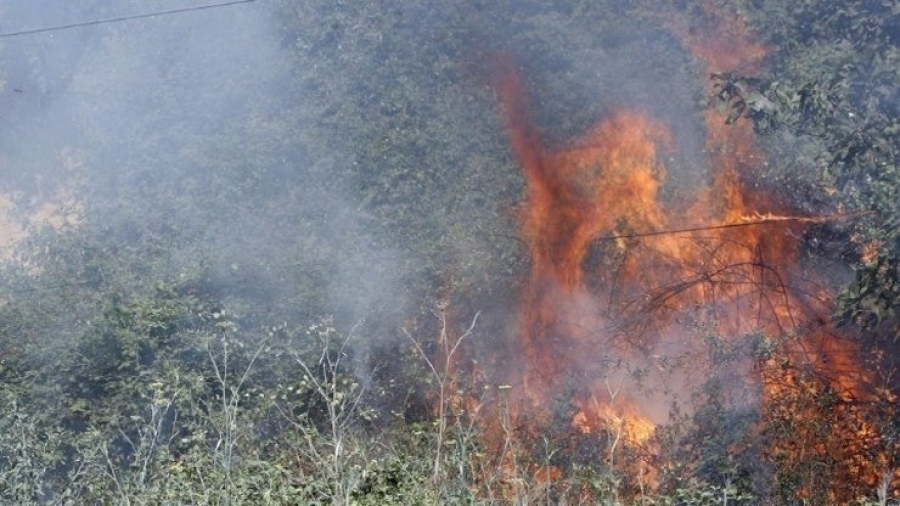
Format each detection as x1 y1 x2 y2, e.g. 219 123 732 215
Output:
658 0 767 75
498 72 677 394
490 51 803 427
451 2 894 500
573 401 655 446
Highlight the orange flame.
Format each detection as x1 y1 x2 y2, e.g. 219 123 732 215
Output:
490 51 807 426
462 2 893 500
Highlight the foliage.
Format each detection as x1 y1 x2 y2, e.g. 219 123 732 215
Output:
715 0 900 341
655 371 766 504
1 0 899 504
650 482 755 506
837 256 900 336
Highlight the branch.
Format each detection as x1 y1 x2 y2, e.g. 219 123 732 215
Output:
595 210 874 241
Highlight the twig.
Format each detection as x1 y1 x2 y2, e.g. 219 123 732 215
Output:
404 309 480 484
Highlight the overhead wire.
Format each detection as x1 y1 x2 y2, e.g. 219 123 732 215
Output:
0 0 255 39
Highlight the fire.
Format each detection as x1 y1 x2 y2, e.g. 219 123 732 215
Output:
429 2 898 501
489 50 802 433
572 401 655 446
497 65 678 394
473 3 894 499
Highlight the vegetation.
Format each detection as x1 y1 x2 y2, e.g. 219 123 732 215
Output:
0 0 897 504
715 0 899 341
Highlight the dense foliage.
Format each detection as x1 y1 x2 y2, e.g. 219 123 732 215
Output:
718 0 899 341
0 0 897 504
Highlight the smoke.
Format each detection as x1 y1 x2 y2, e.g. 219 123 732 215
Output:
0 1 410 328
0 0 852 415
0 2 894 500
0 0 813 382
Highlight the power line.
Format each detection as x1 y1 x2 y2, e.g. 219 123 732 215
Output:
0 0 256 39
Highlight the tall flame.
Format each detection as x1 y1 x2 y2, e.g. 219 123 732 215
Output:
491 50 803 425
475 3 893 498
449 2 898 500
